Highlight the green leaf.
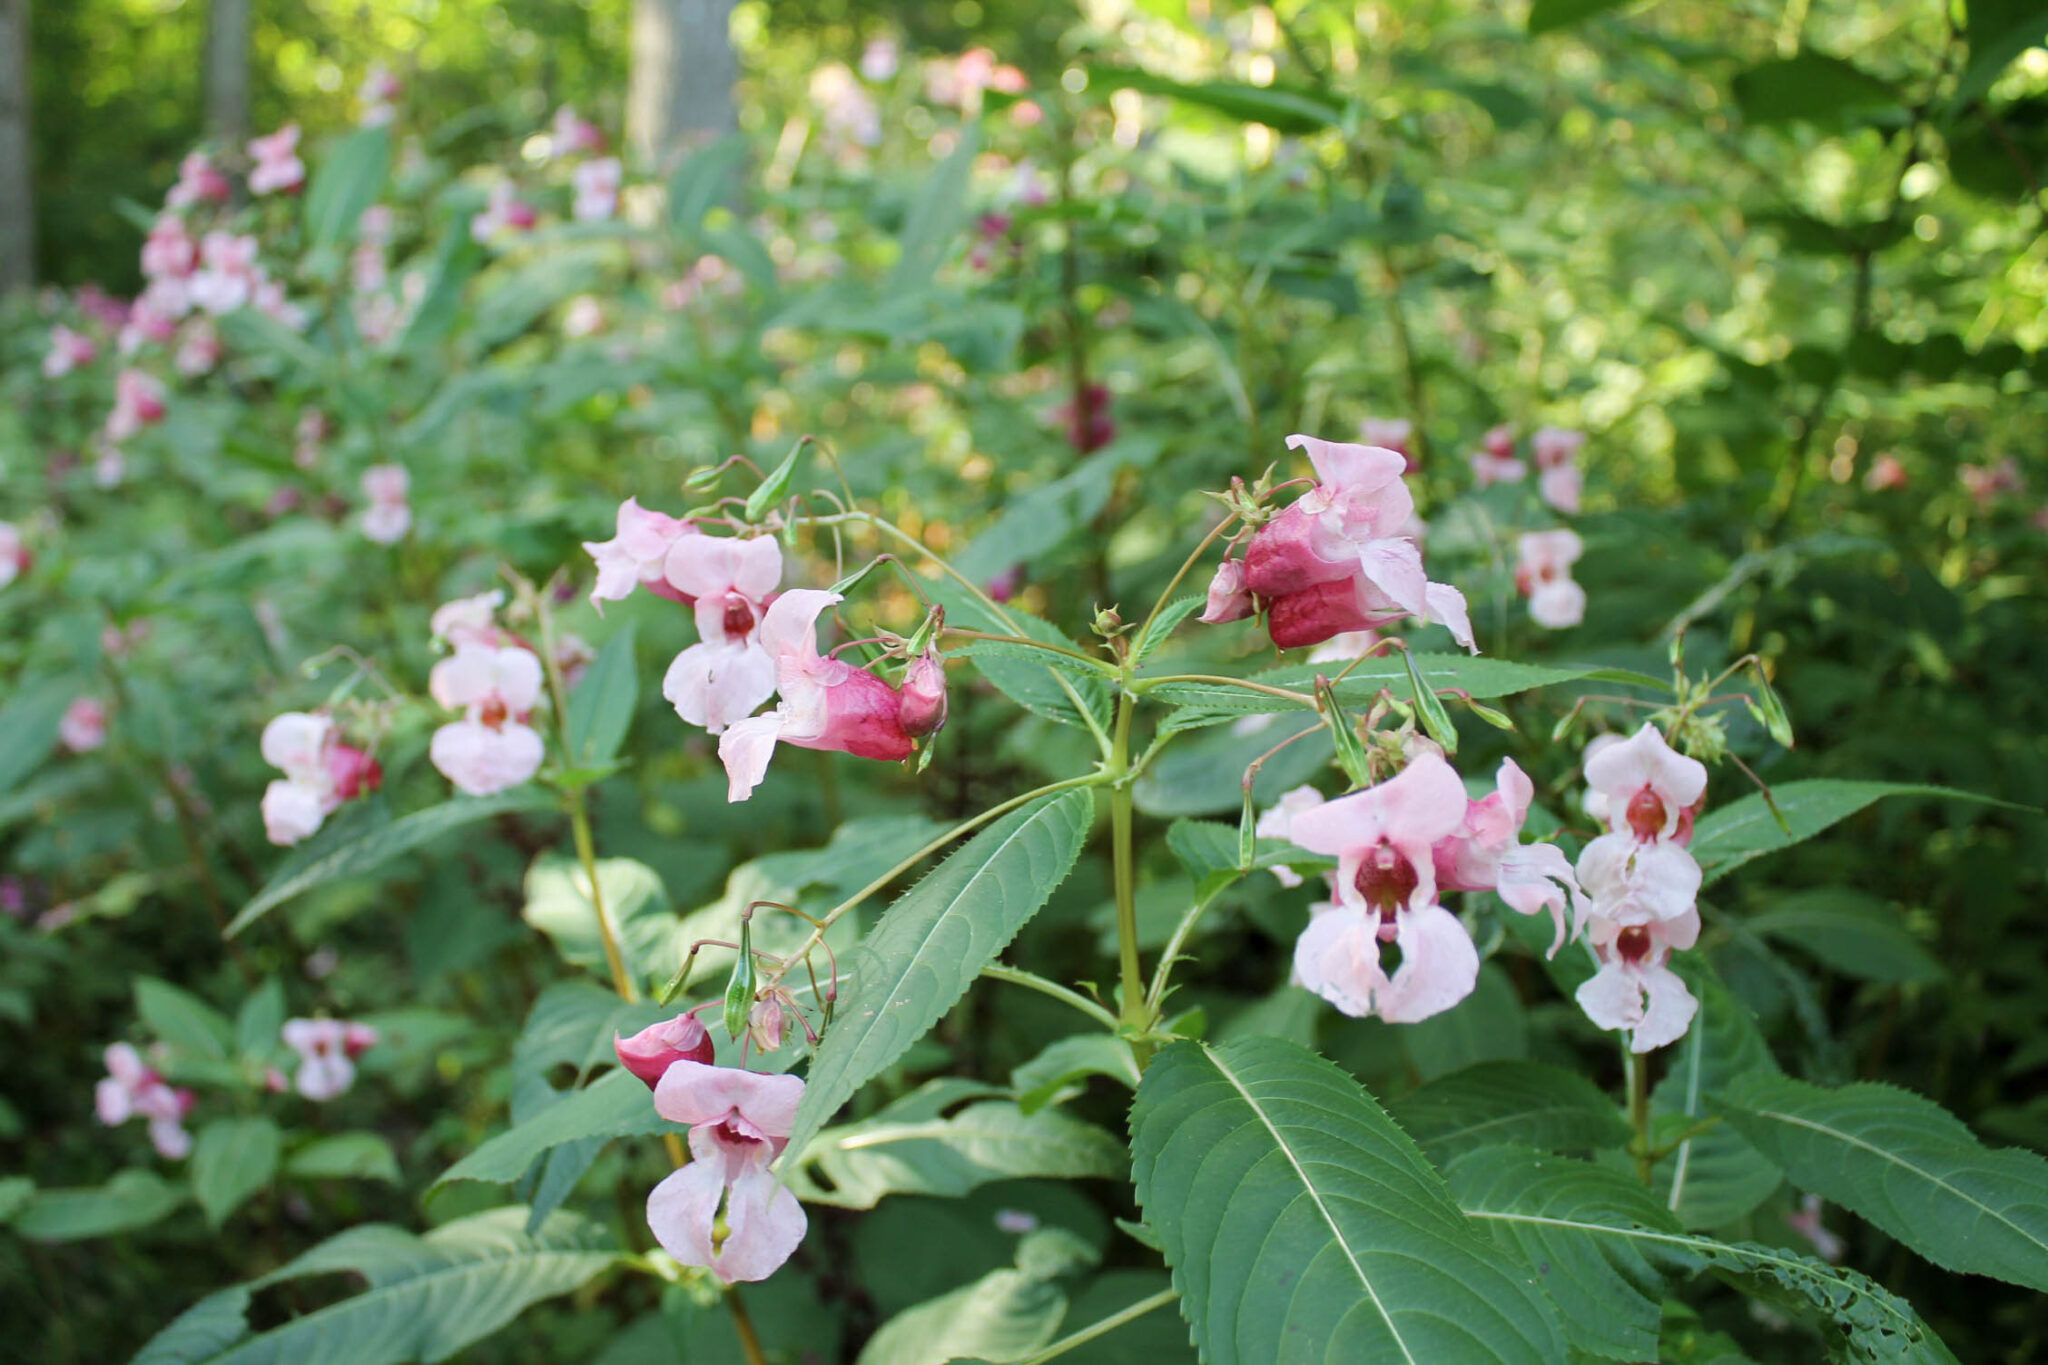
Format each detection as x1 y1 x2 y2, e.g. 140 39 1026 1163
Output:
1093 66 1345 135
785 1080 1127 1209
1690 780 2008 886
0 1175 32 1224
133 1287 258 1365
1652 962 1785 1229
1129 1036 1566 1364
1743 890 1943 984
668 134 748 234
0 678 74 796
1447 1161 1959 1364
856 1228 1090 1365
1130 596 1208 666
286 1133 402 1184
164 1208 617 1365
521 854 677 989
235 979 287 1059
192 1117 282 1226
1720 1074 2048 1291
1448 1147 1697 1361
1013 1033 1142 1113
303 127 392 250
436 1069 670 1189
1527 0 1632 35
1388 1061 1630 1162
136 976 235 1064
780 789 1095 1168
230 788 555 936
889 122 982 291
1142 655 1590 716
934 581 1112 733
1732 53 1904 127
563 625 637 768
10 1168 187 1241
1956 0 2048 105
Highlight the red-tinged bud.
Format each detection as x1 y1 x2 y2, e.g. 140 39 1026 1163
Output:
899 653 948 737
748 997 786 1052
328 743 382 802
615 1014 715 1089
342 1022 379 1059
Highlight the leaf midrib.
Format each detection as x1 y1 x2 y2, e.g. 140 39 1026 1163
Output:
1207 1048 1418 1365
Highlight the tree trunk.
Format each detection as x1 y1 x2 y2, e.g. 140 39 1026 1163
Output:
0 0 33 297
204 0 251 146
626 0 736 172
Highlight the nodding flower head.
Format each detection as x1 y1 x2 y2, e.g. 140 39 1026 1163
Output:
615 1014 716 1089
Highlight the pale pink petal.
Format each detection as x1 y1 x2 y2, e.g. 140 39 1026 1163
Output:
148 1117 193 1160
262 779 328 846
96 1077 135 1125
429 720 545 796
1377 903 1480 1023
1529 579 1586 629
1292 906 1385 1018
1424 581 1477 652
1585 725 1708 830
718 713 785 802
1630 962 1698 1052
261 712 334 783
1355 539 1428 617
728 536 784 601
1199 559 1254 623
1282 434 1407 505
713 1165 808 1282
295 1052 355 1101
1495 842 1580 955
646 1158 727 1269
758 589 840 663
653 1059 805 1136
1575 960 1640 1034
662 641 778 733
1539 465 1583 514
361 500 412 544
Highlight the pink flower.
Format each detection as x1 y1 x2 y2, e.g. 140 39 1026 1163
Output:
1575 909 1699 1053
0 522 28 589
188 231 261 315
470 182 537 243
282 1019 362 1100
252 274 306 331
646 1061 807 1283
1585 724 1707 844
572 157 623 222
358 65 402 126
95 1042 196 1159
118 290 183 354
1255 784 1328 888
1199 558 1254 623
1531 426 1585 470
660 535 784 734
1240 434 1475 653
1960 457 2024 508
58 698 107 753
430 589 508 648
1283 754 1480 1023
899 651 949 738
1360 417 1416 472
360 463 412 544
1469 449 1527 488
1430 758 1581 953
43 324 98 378
551 105 606 157
428 643 547 796
1516 529 1586 630
247 123 306 196
105 369 168 442
584 498 698 610
173 318 222 377
717 590 918 802
141 214 199 281
1538 464 1583 515
1863 454 1908 491
616 1014 716 1088
165 152 232 209
259 711 382 845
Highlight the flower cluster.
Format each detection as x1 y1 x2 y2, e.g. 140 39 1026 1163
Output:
1469 425 1585 515
426 592 547 796
360 464 413 544
58 697 108 753
1260 753 1580 1023
1573 725 1708 1052
1516 529 1587 630
0 521 29 590
95 1043 195 1159
1202 434 1474 653
259 712 383 846
280 1018 378 1101
583 500 947 802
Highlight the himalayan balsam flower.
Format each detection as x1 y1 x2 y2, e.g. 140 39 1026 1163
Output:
1238 434 1474 653
95 1042 196 1159
165 152 231 209
584 498 698 610
470 182 537 243
282 1019 378 1101
646 1061 807 1283
142 214 199 283
43 324 97 378
552 105 606 157
360 463 412 544
428 642 547 796
660 534 784 734
247 123 306 195
572 158 623 222
106 369 168 443
188 231 261 315
1360 417 1415 472
430 589 508 649
1284 754 1482 1023
1533 426 1587 514
0 521 29 589
1199 557 1253 624
718 590 919 802
59 698 108 753
1430 758 1582 954
615 1014 716 1088
1516 529 1587 629
260 712 383 845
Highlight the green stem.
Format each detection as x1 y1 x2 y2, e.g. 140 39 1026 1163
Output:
1130 673 1315 706
1110 693 1147 1042
1015 1289 1179 1365
726 1285 769 1365
1145 875 1238 1015
1130 511 1241 658
981 963 1119 1031
1627 1050 1653 1185
943 626 1119 672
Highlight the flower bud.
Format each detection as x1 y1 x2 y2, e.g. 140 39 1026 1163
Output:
614 1014 715 1089
748 997 787 1053
899 652 949 737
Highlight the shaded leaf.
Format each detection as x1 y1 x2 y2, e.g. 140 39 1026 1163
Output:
192 1117 282 1226
1691 780 2009 886
11 1169 187 1242
1388 1060 1630 1162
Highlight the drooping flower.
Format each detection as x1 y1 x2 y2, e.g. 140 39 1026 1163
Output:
660 534 784 734
188 231 262 315
572 157 622 222
360 463 413 544
1575 909 1699 1053
615 1014 716 1088
583 498 698 610
95 1042 196 1159
1516 529 1586 630
0 521 29 589
165 151 231 209
1430 758 1581 953
282 1018 377 1100
428 642 547 796
1238 434 1475 653
43 324 98 379
646 1061 807 1283
58 698 108 753
470 181 537 243
259 711 383 845
247 123 306 196
1199 558 1254 623
1284 754 1481 1023
898 650 949 738
717 590 919 802
1584 723 1708 845
106 369 167 442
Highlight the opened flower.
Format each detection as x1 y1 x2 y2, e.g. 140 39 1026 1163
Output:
1516 529 1586 630
1576 909 1700 1053
361 464 412 544
1430 758 1582 953
247 123 306 195
583 498 697 609
660 533 784 734
572 157 622 221
428 642 546 796
95 1042 196 1159
1585 723 1707 845
259 711 382 845
646 1061 807 1283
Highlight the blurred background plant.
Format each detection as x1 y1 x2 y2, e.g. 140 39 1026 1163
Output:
2 0 2045 1362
